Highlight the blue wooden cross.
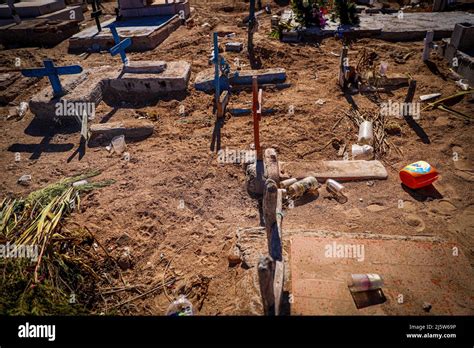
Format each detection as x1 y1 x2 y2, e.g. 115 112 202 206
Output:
109 25 131 65
213 32 221 110
21 60 83 96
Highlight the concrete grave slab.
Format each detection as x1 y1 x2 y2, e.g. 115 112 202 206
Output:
281 11 474 42
0 0 66 18
119 0 190 18
280 160 388 182
29 66 120 119
28 61 191 118
0 19 80 47
195 68 287 93
290 232 474 315
69 15 182 53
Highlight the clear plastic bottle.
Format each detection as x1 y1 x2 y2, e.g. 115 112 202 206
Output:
166 295 194 316
357 121 374 146
347 274 384 293
287 176 319 198
352 144 374 160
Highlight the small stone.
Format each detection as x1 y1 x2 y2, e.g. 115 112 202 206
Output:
359 198 363 202
367 204 386 212
366 180 374 186
116 233 131 246
422 302 432 312
117 254 131 270
228 246 241 266
17 174 32 186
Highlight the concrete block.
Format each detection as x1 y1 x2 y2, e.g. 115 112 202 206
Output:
450 22 474 54
225 42 243 52
103 61 191 104
195 68 287 93
123 60 167 74
89 119 154 144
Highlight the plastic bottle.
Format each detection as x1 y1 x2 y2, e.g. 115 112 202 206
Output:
17 102 29 119
352 144 374 160
347 274 384 293
280 178 297 189
287 176 319 198
325 179 347 203
166 295 194 316
358 121 374 145
379 62 388 76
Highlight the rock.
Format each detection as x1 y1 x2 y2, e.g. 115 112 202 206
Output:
228 246 242 266
422 302 432 312
117 247 132 270
345 208 362 219
116 233 131 246
367 204 386 212
432 200 457 215
433 116 450 127
17 174 32 186
405 214 425 232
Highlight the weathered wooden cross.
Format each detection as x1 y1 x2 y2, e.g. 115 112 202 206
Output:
91 0 103 32
252 76 263 161
109 25 131 65
21 60 83 97
7 0 21 24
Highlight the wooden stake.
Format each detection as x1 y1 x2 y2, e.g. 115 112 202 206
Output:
422 31 434 61
258 255 275 316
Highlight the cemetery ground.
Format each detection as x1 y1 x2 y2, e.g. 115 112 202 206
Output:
0 2 473 315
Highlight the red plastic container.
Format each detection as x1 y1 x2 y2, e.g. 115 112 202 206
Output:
399 161 439 189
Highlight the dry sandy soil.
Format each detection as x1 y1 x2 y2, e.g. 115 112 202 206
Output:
0 0 473 315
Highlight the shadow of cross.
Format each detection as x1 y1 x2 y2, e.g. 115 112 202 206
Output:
21 60 83 97
109 25 132 66
8 137 75 160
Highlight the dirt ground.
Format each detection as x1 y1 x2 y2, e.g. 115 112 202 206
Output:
0 1 473 315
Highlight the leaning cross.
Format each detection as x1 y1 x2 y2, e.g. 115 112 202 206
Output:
109 25 131 65
91 0 103 32
7 0 21 24
21 60 83 97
